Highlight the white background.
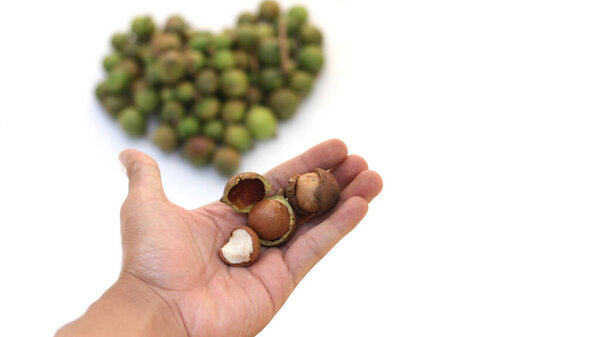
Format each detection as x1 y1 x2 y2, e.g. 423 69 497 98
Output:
0 0 599 336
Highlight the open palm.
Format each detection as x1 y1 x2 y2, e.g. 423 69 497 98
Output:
118 139 383 337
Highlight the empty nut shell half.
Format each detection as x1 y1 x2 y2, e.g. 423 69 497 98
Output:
219 226 261 266
248 195 296 246
221 172 271 213
285 168 340 216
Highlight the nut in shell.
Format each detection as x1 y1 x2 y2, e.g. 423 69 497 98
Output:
219 226 261 266
248 195 296 246
285 168 339 216
221 172 271 213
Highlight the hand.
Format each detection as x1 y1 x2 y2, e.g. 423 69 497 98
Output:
57 139 383 337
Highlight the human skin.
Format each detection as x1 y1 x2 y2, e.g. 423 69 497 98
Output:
56 139 383 337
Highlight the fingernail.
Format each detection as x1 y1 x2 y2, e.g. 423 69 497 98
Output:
118 154 127 176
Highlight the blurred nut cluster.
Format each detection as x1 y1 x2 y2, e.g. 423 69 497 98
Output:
95 1 324 176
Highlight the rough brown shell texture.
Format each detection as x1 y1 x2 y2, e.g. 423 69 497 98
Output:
218 226 261 267
221 172 271 213
285 168 340 216
247 195 296 246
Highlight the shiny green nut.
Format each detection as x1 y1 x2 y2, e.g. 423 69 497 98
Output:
298 45 324 73
213 147 241 176
189 32 212 52
259 0 280 21
259 68 283 91
184 50 205 76
106 68 131 94
165 16 187 36
195 69 219 94
246 86 263 105
246 105 278 140
258 38 280 66
101 95 128 117
286 16 302 36
254 23 275 39
237 12 256 26
111 33 129 52
203 119 225 142
134 88 159 114
153 124 178 152
235 25 258 50
177 116 201 139
194 97 220 120
184 136 216 166
144 63 162 86
103 53 123 72
212 50 236 71
268 88 300 120
289 70 314 96
161 101 185 124
288 6 308 25
300 25 322 45
224 124 252 152
118 107 146 137
157 50 187 84
221 69 248 98
175 81 196 104
222 100 247 123
131 16 155 40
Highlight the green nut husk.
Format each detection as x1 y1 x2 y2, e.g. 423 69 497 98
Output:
300 25 322 45
203 119 225 142
213 148 241 177
221 100 247 124
259 68 283 91
194 97 221 121
101 95 128 117
165 15 187 37
134 88 159 114
118 107 146 137
150 33 181 55
175 81 196 104
212 50 236 71
221 172 271 212
246 105 277 140
131 16 155 40
237 12 256 26
184 136 216 166
221 69 249 98
106 68 131 94
195 69 219 94
161 100 185 124
189 31 212 52
289 70 314 96
153 124 178 152
157 50 187 84
268 88 299 120
103 53 123 72
298 45 324 73
184 50 205 76
235 24 258 50
111 33 129 52
224 124 252 152
258 38 280 66
177 116 201 139
288 6 308 26
259 0 280 21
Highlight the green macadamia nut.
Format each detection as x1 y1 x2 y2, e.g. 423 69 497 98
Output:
103 53 123 72
184 136 216 166
177 116 201 139
300 25 322 45
161 100 185 124
194 97 221 120
221 100 246 123
289 70 314 96
131 16 155 40
259 1 280 21
298 45 324 73
175 81 196 103
213 147 241 176
118 107 146 137
224 124 252 152
268 88 299 120
153 124 178 152
246 106 277 140
221 69 248 98
134 88 159 114
203 119 225 142
195 69 219 94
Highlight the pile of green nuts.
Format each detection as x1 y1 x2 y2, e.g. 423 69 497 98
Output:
95 1 324 176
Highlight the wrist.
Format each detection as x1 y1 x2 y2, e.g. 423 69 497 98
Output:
56 272 187 337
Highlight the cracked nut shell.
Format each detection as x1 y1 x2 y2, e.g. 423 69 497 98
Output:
285 168 340 216
221 172 271 213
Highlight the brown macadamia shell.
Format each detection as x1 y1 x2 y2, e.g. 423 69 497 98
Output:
219 226 261 267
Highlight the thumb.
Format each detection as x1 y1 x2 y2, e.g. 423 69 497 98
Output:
119 149 166 200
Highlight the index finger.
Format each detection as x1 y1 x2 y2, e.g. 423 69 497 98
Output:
263 138 348 192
